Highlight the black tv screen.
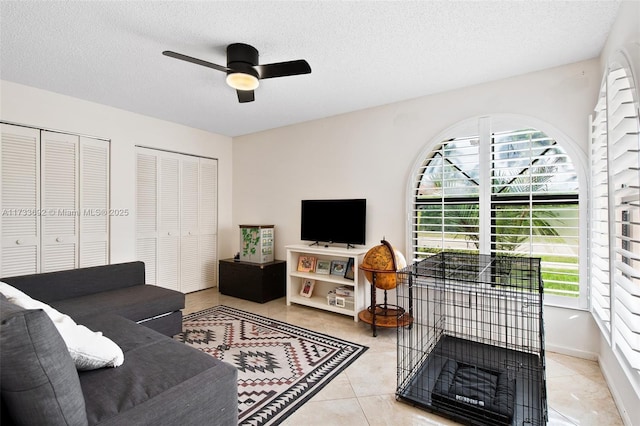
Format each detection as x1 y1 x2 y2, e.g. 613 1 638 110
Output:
301 199 366 246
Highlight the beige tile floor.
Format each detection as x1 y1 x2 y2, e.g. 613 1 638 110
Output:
184 288 623 426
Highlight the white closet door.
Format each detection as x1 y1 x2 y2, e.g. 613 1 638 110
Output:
79 137 110 267
135 148 218 292
199 158 218 288
41 131 78 273
136 150 158 285
0 124 40 277
180 156 200 293
157 153 180 291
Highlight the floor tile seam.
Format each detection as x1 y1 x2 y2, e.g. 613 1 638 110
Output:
314 394 362 403
353 394 374 425
546 372 584 379
548 405 580 425
343 367 394 399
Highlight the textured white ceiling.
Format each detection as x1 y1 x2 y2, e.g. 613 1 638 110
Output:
0 1 621 137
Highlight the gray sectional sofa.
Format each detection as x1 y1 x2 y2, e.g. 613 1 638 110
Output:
0 261 238 425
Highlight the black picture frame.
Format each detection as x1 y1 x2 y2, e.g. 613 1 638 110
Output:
344 257 355 280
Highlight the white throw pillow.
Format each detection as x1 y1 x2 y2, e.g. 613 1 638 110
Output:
0 281 124 370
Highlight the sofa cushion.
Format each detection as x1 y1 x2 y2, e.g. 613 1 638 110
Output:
1 261 146 303
0 295 88 426
52 284 185 324
0 282 124 370
77 314 238 425
139 310 183 337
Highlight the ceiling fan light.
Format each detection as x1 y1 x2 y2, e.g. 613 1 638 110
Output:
226 72 259 91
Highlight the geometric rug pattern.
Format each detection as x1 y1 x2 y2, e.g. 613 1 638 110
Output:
174 305 368 425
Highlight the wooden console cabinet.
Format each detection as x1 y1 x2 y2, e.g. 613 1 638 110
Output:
218 258 286 303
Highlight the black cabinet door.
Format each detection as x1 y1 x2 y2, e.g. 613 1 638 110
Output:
219 259 286 303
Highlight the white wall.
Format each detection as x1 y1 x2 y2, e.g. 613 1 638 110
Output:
234 59 598 256
233 58 601 357
0 80 235 263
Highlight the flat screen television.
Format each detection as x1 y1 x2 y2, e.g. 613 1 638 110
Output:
301 199 366 246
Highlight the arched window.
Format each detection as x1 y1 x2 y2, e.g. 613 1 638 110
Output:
408 116 586 307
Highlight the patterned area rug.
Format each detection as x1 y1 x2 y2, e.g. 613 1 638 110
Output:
174 305 368 425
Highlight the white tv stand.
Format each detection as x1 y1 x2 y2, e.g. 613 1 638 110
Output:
286 244 368 322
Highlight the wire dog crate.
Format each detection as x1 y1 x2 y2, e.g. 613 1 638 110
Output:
396 252 547 425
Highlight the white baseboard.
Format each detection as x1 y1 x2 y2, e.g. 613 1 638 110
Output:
546 343 598 361
598 355 634 426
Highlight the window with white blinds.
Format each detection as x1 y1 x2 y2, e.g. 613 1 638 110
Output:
491 129 580 298
411 120 581 303
590 54 640 379
413 135 480 254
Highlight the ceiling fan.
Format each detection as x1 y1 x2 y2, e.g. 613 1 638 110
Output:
162 43 311 103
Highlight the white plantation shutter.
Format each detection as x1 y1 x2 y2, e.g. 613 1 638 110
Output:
590 55 640 391
590 88 611 335
136 151 158 284
40 131 78 273
0 124 40 276
608 64 640 371
79 137 109 267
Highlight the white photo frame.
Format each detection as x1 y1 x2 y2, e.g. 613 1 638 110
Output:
316 259 331 274
300 278 315 297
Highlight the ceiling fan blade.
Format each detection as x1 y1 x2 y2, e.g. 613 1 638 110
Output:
237 90 255 103
256 60 311 79
162 51 229 73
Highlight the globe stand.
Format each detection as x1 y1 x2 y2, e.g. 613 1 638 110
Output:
358 268 413 337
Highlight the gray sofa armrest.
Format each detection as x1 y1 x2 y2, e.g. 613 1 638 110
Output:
1 262 146 303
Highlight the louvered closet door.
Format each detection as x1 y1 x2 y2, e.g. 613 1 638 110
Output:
180 157 200 293
79 137 110 267
199 158 218 288
0 124 40 277
135 147 218 292
157 153 180 291
136 150 158 285
41 131 79 273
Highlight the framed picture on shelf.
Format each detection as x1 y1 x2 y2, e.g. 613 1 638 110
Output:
297 255 317 272
316 259 331 275
300 279 315 297
344 257 355 280
330 260 348 276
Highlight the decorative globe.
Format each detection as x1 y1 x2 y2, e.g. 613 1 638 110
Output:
360 239 407 290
